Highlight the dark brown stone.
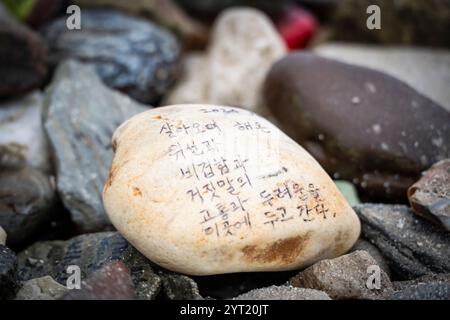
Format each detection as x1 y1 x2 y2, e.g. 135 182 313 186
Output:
264 52 450 202
0 3 47 97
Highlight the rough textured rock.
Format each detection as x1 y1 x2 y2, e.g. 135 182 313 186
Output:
0 245 18 300
73 0 208 49
164 8 286 118
43 60 148 232
329 0 450 48
60 261 134 300
0 226 5 246
314 44 450 111
408 159 450 231
233 285 331 300
0 166 55 247
264 52 450 202
0 3 47 97
0 91 51 172
157 271 203 300
391 274 450 300
354 204 450 279
350 239 390 276
289 250 393 299
41 9 180 104
15 276 68 300
103 104 360 276
16 232 161 300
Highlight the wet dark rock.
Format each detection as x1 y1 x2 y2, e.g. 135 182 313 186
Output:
41 9 180 104
354 204 450 279
264 52 450 202
289 250 393 299
408 159 450 231
15 275 68 300
0 3 47 97
350 239 390 276
60 261 134 300
43 60 148 232
0 245 18 300
0 166 55 248
25 0 66 28
16 232 161 300
391 274 450 300
0 92 51 173
329 0 450 48
233 285 331 300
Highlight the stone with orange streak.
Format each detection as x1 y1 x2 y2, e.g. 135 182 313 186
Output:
103 104 361 275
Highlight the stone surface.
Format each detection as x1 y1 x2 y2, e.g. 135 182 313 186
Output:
350 239 390 276
329 0 450 48
16 232 161 300
157 271 203 300
0 226 5 246
0 166 55 247
391 274 450 300
264 52 450 202
0 3 47 97
0 245 18 300
15 276 68 300
314 43 450 111
176 0 288 18
354 204 450 279
164 8 286 118
43 60 149 232
233 285 331 300
0 91 51 172
103 104 360 276
73 0 208 49
41 9 180 104
289 250 393 299
408 159 450 231
60 261 134 300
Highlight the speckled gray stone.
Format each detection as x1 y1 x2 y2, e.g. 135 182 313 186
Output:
158 271 203 300
16 232 161 300
354 204 450 279
41 9 180 104
391 274 450 300
233 285 331 300
43 60 149 231
351 239 390 276
0 245 18 299
15 276 68 300
289 250 393 300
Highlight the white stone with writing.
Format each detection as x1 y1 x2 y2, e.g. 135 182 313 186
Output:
103 105 361 275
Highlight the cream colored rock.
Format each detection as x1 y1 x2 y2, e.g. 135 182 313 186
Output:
103 105 360 275
0 225 6 245
164 8 286 118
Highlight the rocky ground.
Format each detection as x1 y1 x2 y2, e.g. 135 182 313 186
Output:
0 0 449 300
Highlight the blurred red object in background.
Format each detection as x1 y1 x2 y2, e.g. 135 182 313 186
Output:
276 5 318 50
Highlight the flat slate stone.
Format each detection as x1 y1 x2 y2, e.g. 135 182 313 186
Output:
354 204 450 279
43 60 149 231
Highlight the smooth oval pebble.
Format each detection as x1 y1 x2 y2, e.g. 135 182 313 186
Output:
103 105 360 275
